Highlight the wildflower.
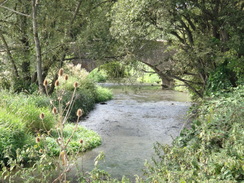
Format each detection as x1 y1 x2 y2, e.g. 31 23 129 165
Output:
73 82 78 88
76 109 83 117
52 107 58 114
43 79 48 87
64 74 69 81
58 68 64 77
39 149 43 153
39 113 45 120
36 137 41 143
55 80 59 87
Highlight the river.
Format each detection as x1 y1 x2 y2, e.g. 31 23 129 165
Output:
71 84 191 181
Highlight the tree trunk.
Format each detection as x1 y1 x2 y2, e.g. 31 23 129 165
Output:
32 0 45 94
0 31 19 79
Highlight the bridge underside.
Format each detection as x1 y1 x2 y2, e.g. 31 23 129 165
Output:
72 41 175 89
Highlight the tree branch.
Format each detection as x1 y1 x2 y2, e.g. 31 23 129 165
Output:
0 4 30 17
0 31 19 78
70 0 83 25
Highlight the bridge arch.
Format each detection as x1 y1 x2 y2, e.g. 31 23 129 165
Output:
72 40 175 89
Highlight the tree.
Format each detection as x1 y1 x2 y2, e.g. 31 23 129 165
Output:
0 0 91 93
109 0 244 97
32 0 44 93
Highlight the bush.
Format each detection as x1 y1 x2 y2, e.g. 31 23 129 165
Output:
145 86 244 182
40 124 102 156
53 69 113 120
95 86 113 103
53 78 97 121
88 68 108 82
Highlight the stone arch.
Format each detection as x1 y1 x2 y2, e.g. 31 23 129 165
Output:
72 40 175 88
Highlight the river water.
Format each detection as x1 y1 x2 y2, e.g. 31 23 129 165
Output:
73 85 191 181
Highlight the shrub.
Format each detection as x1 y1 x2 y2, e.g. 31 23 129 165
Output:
39 124 102 156
144 86 244 182
88 68 108 82
95 86 113 103
53 78 97 121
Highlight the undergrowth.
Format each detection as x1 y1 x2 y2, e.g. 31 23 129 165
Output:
144 86 244 182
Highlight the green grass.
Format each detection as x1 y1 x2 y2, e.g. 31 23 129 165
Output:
40 124 101 156
0 89 103 164
0 107 34 164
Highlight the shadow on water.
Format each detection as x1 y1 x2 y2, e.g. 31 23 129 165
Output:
69 84 191 182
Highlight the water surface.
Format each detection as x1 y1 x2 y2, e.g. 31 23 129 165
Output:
74 85 191 181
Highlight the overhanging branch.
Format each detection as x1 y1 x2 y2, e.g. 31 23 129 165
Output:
0 4 31 17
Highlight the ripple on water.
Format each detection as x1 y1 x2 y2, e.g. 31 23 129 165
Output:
72 86 191 181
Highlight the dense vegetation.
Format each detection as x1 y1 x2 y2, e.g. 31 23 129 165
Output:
0 0 243 182
144 86 244 182
0 66 113 182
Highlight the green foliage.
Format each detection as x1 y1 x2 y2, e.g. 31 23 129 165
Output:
95 86 113 103
0 91 54 133
100 61 129 79
144 86 244 182
0 147 58 183
38 124 101 156
0 89 102 164
206 64 233 95
88 68 108 83
109 0 244 98
53 66 113 120
0 108 34 164
54 77 96 121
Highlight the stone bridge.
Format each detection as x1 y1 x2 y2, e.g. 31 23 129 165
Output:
73 40 175 88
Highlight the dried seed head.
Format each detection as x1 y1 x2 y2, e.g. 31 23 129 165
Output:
66 101 70 106
58 96 62 101
50 100 53 105
39 149 43 153
73 82 78 88
55 80 59 87
52 107 58 114
58 68 64 77
39 113 45 120
43 79 48 87
76 109 83 117
36 137 41 143
79 139 83 144
64 74 69 81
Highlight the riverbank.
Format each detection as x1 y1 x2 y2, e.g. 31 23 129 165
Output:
0 76 112 182
144 86 244 182
69 85 244 182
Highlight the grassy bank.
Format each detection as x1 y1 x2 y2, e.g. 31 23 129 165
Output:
0 67 113 182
